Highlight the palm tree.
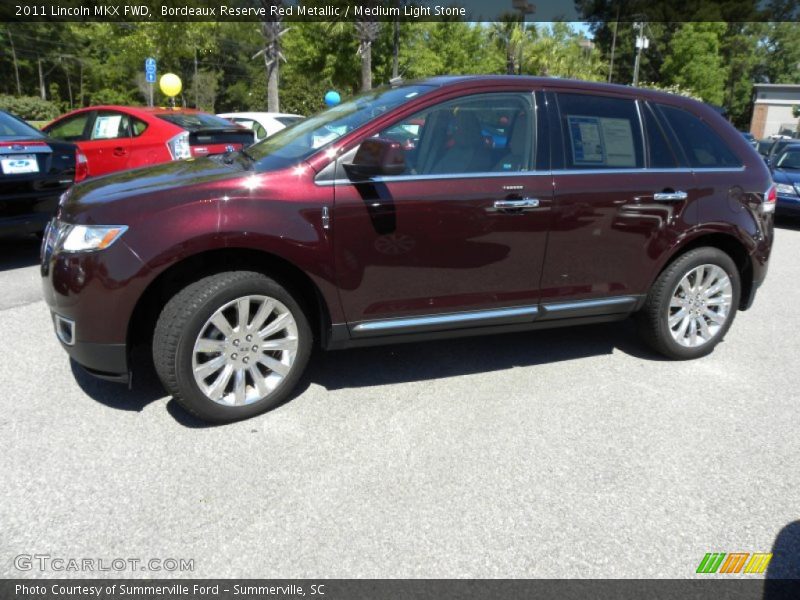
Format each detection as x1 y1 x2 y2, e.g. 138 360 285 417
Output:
257 0 287 112
355 20 380 91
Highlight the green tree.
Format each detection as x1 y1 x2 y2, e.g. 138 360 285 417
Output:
661 22 726 105
525 22 605 80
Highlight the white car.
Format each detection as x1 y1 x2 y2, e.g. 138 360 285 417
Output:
216 112 304 142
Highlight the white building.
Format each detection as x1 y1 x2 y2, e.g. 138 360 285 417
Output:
750 83 800 138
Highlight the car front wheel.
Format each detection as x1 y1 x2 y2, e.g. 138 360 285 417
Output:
637 247 741 360
153 271 312 423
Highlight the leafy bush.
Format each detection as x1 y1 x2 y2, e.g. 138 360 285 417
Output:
279 74 335 116
638 82 701 100
89 88 138 106
0 95 61 120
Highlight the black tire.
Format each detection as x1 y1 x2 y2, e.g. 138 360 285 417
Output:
152 271 312 423
637 247 741 360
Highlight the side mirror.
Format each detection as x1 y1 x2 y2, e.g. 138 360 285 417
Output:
344 137 406 179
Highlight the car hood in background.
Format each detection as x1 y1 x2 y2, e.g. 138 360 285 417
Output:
772 168 800 185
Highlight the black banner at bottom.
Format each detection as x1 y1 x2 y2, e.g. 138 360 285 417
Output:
3 579 800 600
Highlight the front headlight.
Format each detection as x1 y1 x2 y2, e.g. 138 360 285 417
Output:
775 183 796 195
60 224 128 253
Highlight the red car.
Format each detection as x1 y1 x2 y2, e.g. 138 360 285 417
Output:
42 106 253 177
42 76 774 423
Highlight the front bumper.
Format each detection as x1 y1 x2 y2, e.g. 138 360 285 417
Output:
41 221 148 382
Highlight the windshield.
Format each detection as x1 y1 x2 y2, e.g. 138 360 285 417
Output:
0 111 44 139
247 84 435 171
157 112 238 131
776 149 800 169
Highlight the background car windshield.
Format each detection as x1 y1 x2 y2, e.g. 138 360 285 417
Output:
157 113 238 131
249 85 435 171
776 149 800 169
0 111 44 139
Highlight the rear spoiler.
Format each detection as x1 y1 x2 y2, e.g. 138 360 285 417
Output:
188 128 255 146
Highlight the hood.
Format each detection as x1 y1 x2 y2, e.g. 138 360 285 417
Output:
772 167 800 185
59 155 249 222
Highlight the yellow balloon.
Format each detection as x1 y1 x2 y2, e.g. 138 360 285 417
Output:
159 73 182 97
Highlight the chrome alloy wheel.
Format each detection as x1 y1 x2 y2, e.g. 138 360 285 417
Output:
191 295 299 406
667 264 733 348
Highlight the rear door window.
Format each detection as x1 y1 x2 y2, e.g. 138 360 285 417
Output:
657 105 741 168
556 93 644 169
46 113 91 142
90 111 131 140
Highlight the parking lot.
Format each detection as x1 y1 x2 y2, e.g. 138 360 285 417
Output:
1 222 798 579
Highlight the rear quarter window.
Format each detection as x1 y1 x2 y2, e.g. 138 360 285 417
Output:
657 105 742 168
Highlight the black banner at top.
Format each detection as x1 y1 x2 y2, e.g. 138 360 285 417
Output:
0 0 798 23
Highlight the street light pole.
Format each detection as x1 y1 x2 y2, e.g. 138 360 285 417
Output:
632 21 648 87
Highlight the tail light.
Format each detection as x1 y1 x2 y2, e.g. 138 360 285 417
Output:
166 131 191 160
762 183 776 214
74 148 89 183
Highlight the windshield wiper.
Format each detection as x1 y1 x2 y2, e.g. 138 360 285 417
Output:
240 147 257 163
220 148 256 169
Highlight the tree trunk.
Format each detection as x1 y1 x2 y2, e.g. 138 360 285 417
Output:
8 30 21 95
38 58 46 100
259 3 285 114
361 42 372 92
392 17 399 79
356 20 379 92
265 52 280 112
63 63 73 108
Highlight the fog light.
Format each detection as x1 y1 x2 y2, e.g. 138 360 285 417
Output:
54 314 75 346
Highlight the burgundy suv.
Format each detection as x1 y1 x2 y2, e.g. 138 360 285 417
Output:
41 76 775 423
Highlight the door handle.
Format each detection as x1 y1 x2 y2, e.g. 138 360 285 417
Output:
653 191 688 201
112 147 128 157
493 198 540 210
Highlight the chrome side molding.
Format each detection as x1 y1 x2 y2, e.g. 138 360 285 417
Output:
350 295 640 337
352 305 539 336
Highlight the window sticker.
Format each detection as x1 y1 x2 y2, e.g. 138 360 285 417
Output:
92 115 123 140
600 118 636 166
568 115 604 164
567 115 636 167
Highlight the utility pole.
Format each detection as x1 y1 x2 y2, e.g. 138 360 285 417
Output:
7 29 22 95
512 0 535 75
632 21 648 87
607 8 619 83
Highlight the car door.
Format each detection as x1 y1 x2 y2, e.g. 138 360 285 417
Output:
331 91 553 336
541 91 699 311
79 110 132 176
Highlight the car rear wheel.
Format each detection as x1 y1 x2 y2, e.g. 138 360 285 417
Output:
637 247 740 360
153 271 312 423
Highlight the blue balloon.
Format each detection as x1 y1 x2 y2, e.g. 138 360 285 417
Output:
324 91 341 106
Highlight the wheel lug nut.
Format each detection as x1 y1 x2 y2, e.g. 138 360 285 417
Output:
243 357 250 364
252 345 258 352
246 334 252 341
233 339 240 346
231 353 238 359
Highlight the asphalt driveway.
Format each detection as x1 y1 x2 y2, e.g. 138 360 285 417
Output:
1 224 798 579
